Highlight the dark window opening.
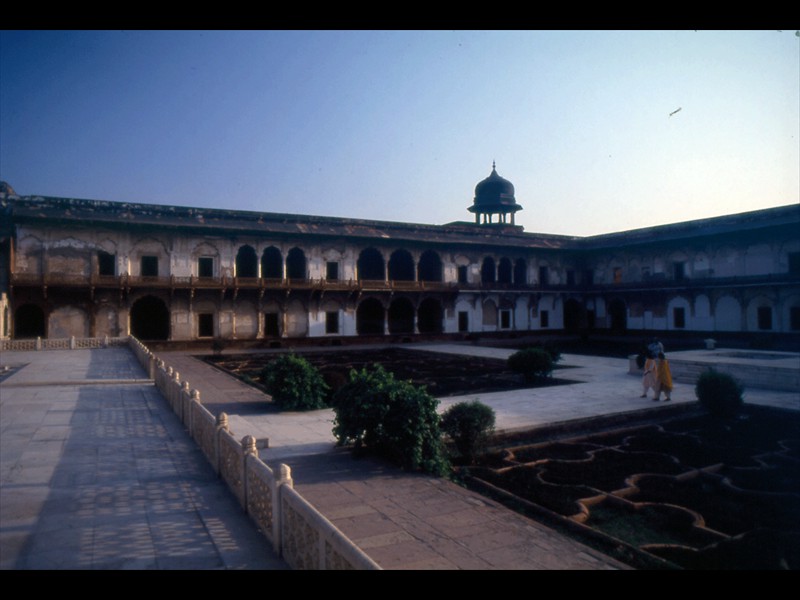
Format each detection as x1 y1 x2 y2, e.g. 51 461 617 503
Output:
325 311 339 334
418 250 443 282
673 307 686 329
388 298 414 334
674 262 685 281
458 311 469 332
326 261 339 281
264 313 280 337
356 298 385 335
13 304 46 339
418 298 443 334
286 247 307 280
198 313 214 337
500 310 511 329
566 270 575 286
757 306 773 331
497 258 512 285
235 245 258 278
457 265 468 284
388 249 415 281
539 266 549 286
358 248 385 281
98 251 116 276
789 252 800 275
198 257 214 278
261 247 283 279
130 296 169 340
790 306 800 331
584 270 594 285
513 259 527 286
613 267 623 283
540 310 549 328
141 256 158 277
481 257 496 284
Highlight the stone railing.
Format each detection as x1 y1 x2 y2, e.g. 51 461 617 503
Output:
128 336 380 570
0 335 129 352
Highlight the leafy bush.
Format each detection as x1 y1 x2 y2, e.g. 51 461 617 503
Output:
508 348 554 382
525 341 562 365
261 354 329 411
695 370 744 418
332 365 450 476
441 401 496 464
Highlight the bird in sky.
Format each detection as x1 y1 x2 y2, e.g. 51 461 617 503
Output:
669 107 682 117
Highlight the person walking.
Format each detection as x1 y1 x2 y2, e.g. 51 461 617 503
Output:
655 352 673 401
641 352 657 399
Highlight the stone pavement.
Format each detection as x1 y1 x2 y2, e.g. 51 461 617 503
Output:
3 342 797 570
0 348 287 570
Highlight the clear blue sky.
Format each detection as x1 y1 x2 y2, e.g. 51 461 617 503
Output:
1 30 798 236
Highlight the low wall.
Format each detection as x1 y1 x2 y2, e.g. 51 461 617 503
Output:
128 336 380 570
0 335 129 351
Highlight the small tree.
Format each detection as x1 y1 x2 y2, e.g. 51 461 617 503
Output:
332 365 450 476
441 401 496 464
508 348 553 382
261 354 329 411
695 370 744 418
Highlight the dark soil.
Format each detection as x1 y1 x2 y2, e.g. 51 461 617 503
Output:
204 347 577 397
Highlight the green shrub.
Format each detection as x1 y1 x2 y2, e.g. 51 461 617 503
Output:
525 341 562 364
441 401 496 464
695 370 744 418
261 354 329 411
332 365 450 476
508 348 553 382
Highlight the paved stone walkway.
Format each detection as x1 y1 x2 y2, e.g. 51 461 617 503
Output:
3 343 797 570
0 348 287 570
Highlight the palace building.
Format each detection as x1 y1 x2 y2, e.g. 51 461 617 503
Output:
1 168 799 344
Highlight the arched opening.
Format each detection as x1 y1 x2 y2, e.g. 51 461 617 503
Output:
388 249 415 281
481 257 496 284
513 258 527 286
388 297 415 334
418 298 443 334
418 250 443 282
14 304 46 339
286 247 307 280
235 245 258 278
498 258 513 284
356 298 385 335
130 295 170 341
609 299 627 332
564 298 583 332
261 246 283 279
357 248 385 281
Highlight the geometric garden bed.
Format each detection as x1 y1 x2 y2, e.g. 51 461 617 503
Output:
461 406 800 570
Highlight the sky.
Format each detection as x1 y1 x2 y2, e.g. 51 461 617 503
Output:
1 29 798 236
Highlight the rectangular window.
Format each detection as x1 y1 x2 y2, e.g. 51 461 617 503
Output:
326 261 339 281
539 266 549 286
198 257 214 278
325 311 339 334
757 306 773 330
458 311 469 332
613 267 623 283
457 265 468 284
673 307 686 329
98 251 116 276
141 256 158 277
264 312 280 337
198 313 214 338
790 306 800 331
500 310 511 329
540 310 549 328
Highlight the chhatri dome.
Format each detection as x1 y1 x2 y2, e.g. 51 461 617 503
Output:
468 162 523 226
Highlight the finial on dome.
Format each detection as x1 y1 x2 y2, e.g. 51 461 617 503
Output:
492 160 496 171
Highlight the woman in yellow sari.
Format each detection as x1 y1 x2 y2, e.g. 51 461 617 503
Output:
655 352 673 401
